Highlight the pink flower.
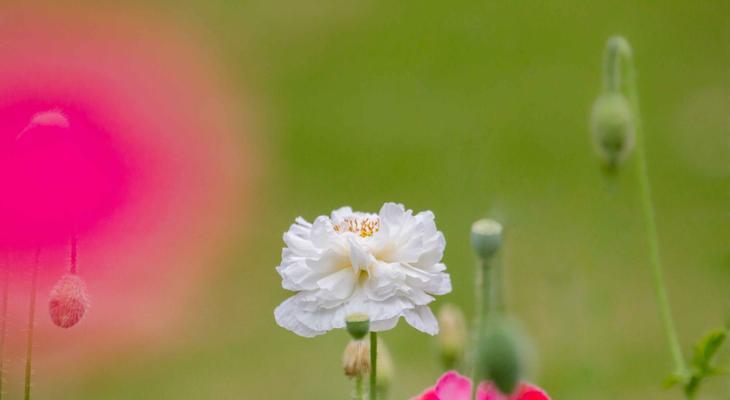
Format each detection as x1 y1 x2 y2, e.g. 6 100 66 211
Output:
414 371 549 400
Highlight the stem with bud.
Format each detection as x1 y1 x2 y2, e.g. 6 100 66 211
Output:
603 36 687 381
70 234 77 275
369 332 377 400
471 258 493 400
24 248 41 400
354 375 364 400
0 255 8 400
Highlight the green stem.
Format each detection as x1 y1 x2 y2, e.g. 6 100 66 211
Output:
471 258 492 400
0 255 8 400
24 248 40 400
354 375 364 400
369 332 377 400
492 257 505 314
604 36 687 378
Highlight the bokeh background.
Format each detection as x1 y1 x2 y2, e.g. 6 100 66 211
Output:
1 1 728 399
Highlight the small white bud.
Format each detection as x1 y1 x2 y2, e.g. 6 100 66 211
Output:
437 304 467 369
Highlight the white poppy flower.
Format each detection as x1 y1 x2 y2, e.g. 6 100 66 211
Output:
274 202 451 337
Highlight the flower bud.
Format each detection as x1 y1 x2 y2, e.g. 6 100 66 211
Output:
471 219 503 260
342 340 370 378
590 93 635 166
346 312 370 340
48 274 89 328
377 338 394 396
477 320 524 395
437 304 467 369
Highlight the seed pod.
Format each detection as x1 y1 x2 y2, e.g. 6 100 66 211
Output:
477 320 524 395
471 219 503 261
345 313 370 340
590 93 635 166
342 340 370 378
48 274 89 328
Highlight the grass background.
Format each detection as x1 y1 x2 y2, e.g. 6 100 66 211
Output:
45 0 728 399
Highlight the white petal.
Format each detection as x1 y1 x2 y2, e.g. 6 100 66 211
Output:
296 302 349 332
370 316 400 332
364 262 405 301
316 268 357 300
378 202 406 226
331 206 354 222
348 238 372 272
403 306 439 335
274 295 325 337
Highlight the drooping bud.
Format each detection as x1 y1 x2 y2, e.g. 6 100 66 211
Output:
437 304 467 369
48 274 89 328
477 319 525 395
376 338 394 397
342 340 370 378
346 312 370 340
590 93 635 166
471 219 503 260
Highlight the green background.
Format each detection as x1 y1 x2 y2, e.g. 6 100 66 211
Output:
53 0 729 399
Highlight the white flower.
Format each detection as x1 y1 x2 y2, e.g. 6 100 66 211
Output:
274 202 451 337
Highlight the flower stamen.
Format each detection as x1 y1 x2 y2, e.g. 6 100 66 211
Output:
333 217 380 238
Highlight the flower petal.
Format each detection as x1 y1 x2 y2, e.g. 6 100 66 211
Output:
316 268 357 300
434 371 472 399
274 295 325 337
403 305 439 335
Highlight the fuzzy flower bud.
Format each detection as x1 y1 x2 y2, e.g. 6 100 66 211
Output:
342 340 370 378
471 219 503 260
48 274 89 328
477 319 525 395
345 313 370 340
590 93 635 166
437 304 467 369
376 338 395 396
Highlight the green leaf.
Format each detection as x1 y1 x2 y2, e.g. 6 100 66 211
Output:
679 328 729 398
663 373 685 389
692 329 726 372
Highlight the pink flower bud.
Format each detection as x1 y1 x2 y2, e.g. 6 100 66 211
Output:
48 274 89 328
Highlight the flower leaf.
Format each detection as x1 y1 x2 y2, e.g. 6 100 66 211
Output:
691 329 726 372
681 328 728 397
662 372 685 389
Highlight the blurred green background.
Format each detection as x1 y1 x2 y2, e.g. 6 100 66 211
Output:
49 0 728 399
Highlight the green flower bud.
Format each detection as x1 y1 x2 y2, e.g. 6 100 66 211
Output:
477 320 524 395
437 304 467 369
590 93 635 166
346 313 370 340
470 219 503 260
376 338 394 397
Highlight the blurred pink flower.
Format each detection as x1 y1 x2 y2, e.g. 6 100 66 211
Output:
414 371 549 400
0 5 253 392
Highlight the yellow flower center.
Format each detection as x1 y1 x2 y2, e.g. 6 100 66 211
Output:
333 217 380 238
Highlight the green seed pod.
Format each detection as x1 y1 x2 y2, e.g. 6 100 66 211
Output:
477 320 524 395
437 304 467 369
590 93 635 166
470 219 503 261
345 313 370 340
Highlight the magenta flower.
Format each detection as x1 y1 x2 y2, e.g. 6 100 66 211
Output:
414 371 549 400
